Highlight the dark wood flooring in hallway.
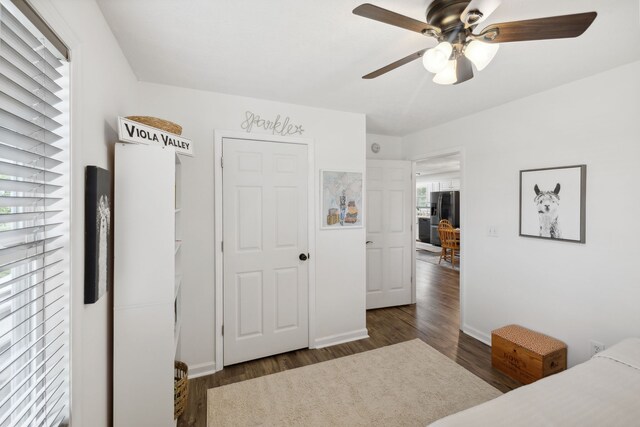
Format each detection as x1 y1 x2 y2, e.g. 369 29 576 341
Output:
178 257 522 426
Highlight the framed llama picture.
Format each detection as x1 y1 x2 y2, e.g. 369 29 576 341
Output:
321 170 363 229
85 166 112 303
519 165 586 243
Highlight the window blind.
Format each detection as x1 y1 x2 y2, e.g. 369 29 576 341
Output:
0 2 68 426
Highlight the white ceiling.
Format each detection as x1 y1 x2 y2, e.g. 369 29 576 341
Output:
97 0 640 136
416 153 460 175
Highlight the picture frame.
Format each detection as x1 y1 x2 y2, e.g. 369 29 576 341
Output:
85 166 112 303
519 165 586 243
320 170 363 229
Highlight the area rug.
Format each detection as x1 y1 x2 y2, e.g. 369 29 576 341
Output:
207 339 501 426
416 249 459 270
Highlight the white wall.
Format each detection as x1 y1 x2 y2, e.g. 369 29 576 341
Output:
403 60 640 366
366 133 402 160
137 82 367 375
32 1 140 425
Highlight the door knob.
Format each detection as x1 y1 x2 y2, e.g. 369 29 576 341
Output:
366 241 374 244
299 253 308 261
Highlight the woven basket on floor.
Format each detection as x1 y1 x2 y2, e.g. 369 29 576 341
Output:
126 115 183 135
174 360 189 419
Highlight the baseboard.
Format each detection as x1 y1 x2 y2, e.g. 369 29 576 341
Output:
312 328 369 349
188 361 217 379
462 324 491 346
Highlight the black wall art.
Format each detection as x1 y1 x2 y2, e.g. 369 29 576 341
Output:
519 165 586 243
85 166 112 303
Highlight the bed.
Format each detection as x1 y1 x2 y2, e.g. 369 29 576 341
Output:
430 338 640 426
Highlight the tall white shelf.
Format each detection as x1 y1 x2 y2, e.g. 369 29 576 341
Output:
113 143 183 426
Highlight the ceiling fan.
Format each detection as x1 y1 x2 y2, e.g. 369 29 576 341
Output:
353 0 597 85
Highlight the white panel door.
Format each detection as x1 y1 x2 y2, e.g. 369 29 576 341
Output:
223 138 309 365
366 160 413 309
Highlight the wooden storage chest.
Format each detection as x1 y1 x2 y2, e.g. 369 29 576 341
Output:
491 324 567 384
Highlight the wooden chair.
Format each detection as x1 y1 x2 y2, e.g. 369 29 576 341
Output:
437 220 453 265
438 219 452 228
439 227 460 268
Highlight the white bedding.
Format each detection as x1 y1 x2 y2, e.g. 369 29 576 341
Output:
430 338 640 427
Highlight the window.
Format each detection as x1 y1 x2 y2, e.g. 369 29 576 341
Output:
0 1 69 425
416 186 428 208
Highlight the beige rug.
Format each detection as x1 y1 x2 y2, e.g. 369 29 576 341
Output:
416 249 459 271
207 339 502 426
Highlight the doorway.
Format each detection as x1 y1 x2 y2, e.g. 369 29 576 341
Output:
215 134 315 367
413 151 464 326
415 153 461 268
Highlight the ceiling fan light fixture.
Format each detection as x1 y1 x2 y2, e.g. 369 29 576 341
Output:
422 41 453 74
464 40 500 71
432 60 457 85
353 3 597 83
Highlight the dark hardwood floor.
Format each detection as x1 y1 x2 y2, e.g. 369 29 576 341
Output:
178 257 522 426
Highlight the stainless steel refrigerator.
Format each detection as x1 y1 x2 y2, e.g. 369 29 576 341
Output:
430 191 460 246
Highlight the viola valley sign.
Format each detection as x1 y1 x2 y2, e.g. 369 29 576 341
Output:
117 117 194 156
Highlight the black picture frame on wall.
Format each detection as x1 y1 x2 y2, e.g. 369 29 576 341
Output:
519 165 586 243
85 166 112 304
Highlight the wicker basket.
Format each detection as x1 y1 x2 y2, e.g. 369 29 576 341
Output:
174 361 189 419
126 116 183 135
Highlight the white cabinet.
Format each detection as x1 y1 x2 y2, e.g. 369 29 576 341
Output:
439 179 460 191
113 143 182 426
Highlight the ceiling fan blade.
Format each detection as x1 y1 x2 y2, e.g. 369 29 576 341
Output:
461 0 501 27
477 12 597 43
353 4 441 37
362 49 428 79
454 56 474 85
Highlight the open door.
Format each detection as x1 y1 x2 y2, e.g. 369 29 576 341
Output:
366 160 413 309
